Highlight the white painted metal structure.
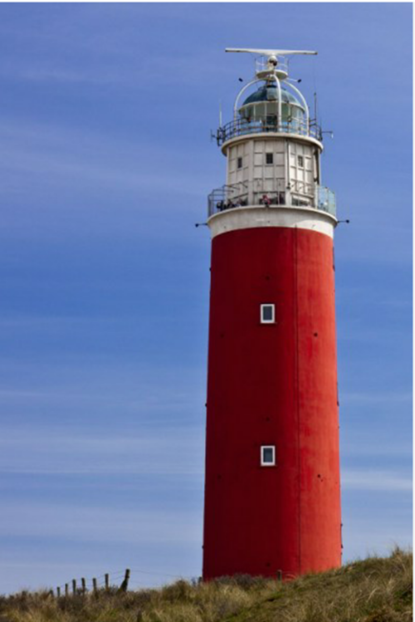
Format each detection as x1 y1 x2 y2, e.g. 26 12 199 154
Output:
208 49 337 239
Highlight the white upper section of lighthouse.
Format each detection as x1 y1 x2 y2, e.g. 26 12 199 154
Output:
207 48 337 238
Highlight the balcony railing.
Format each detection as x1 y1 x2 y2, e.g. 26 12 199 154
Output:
208 183 336 219
214 118 322 146
317 186 336 217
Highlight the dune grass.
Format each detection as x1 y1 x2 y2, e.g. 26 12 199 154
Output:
0 548 411 622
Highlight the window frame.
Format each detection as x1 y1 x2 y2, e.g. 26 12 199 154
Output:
261 445 276 467
297 155 304 168
260 303 275 324
237 156 243 169
265 152 274 165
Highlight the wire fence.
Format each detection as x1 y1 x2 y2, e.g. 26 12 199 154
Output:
47 564 303 598
51 568 198 598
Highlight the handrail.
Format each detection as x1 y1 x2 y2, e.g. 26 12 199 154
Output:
317 186 336 216
208 183 336 219
215 117 322 146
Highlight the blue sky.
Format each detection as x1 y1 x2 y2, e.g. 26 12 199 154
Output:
0 2 411 594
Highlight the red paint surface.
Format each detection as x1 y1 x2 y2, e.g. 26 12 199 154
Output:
203 226 341 580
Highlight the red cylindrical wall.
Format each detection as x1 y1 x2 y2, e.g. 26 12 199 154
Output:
203 225 341 580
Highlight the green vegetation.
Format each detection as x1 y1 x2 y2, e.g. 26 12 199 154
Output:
0 548 411 622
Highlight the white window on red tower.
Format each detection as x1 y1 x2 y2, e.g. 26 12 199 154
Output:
260 304 275 324
261 446 276 466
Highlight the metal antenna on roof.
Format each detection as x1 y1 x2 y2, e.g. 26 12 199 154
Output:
225 48 317 56
225 48 317 82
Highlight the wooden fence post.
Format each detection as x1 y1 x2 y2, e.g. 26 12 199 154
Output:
72 579 77 595
119 569 130 592
104 573 109 591
276 570 283 582
81 578 86 594
92 578 98 595
65 583 69 597
57 587 61 598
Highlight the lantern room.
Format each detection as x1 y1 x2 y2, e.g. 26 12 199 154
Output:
239 83 306 134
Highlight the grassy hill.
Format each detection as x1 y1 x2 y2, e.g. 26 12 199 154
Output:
0 548 411 622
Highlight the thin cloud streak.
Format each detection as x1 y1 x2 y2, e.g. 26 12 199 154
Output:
341 442 412 458
341 391 412 405
0 428 204 477
342 470 412 492
0 119 211 201
0 502 202 545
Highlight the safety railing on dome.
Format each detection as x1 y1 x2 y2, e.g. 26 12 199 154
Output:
214 118 322 146
208 182 336 219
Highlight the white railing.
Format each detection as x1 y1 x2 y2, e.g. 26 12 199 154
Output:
208 182 336 219
215 117 321 146
317 186 336 217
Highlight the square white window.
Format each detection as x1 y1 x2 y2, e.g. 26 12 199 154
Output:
261 445 276 466
260 304 275 324
298 155 304 168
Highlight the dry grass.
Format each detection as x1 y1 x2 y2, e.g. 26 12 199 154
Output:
0 548 411 622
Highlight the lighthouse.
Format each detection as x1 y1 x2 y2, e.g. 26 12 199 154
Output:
203 48 341 580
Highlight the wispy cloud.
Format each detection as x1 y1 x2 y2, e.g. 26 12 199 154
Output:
0 426 204 477
0 119 209 200
342 469 412 492
341 441 412 459
342 520 412 563
341 391 412 406
0 501 202 545
0 9 233 91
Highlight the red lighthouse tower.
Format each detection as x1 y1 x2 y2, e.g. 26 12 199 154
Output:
203 48 341 580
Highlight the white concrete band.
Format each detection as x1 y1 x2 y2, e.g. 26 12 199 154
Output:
208 206 336 239
221 132 323 155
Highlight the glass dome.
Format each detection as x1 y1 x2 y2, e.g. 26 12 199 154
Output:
238 82 305 130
